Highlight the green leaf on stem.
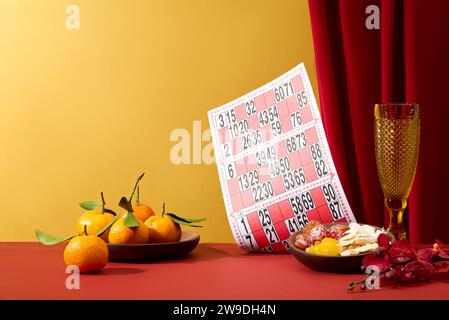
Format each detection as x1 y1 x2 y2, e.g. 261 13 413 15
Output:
165 212 206 224
35 230 74 245
96 211 121 237
79 201 100 211
119 197 133 212
124 212 140 228
165 213 205 227
119 197 140 228
179 216 207 223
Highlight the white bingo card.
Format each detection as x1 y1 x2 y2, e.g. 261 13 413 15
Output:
208 63 356 252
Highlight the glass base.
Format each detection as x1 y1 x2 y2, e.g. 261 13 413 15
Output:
387 224 406 241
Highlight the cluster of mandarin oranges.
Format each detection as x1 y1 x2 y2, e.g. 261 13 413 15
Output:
37 173 203 273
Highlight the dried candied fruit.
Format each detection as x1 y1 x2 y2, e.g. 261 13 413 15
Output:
294 233 310 249
307 223 327 242
328 224 349 240
305 237 341 256
303 220 321 242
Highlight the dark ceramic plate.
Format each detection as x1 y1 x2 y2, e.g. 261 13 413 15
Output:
107 231 200 262
288 223 393 273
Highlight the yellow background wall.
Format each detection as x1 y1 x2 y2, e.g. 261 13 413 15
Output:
0 0 317 242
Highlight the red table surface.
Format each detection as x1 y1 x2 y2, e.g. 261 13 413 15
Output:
0 242 448 300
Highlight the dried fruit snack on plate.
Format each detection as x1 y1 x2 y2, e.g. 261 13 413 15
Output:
294 221 386 257
294 234 310 249
327 224 349 239
338 223 384 256
303 221 327 243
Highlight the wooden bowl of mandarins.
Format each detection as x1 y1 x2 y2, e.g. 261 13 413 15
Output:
35 173 206 271
107 231 200 262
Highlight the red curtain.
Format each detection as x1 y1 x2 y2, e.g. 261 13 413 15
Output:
308 0 449 243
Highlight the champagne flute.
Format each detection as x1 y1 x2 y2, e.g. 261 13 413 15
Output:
374 103 420 240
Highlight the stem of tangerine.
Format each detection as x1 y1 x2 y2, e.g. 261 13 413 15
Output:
83 224 88 236
101 191 106 214
129 172 145 203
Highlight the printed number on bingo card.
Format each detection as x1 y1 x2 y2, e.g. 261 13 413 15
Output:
208 63 356 252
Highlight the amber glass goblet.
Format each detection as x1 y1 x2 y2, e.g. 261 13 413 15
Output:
374 103 420 240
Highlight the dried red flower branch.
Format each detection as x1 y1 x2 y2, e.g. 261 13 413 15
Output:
348 235 449 291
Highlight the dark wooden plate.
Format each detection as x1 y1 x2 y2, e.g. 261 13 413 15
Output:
288 223 394 273
107 231 200 262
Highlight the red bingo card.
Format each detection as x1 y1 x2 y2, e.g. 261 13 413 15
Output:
208 63 356 252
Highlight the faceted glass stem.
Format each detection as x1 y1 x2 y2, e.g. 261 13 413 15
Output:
385 197 408 240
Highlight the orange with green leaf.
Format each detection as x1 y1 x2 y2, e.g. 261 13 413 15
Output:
34 171 207 272
119 185 156 222
108 173 149 244
108 197 150 244
77 192 115 242
145 203 206 243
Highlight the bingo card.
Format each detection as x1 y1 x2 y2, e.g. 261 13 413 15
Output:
208 63 356 252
